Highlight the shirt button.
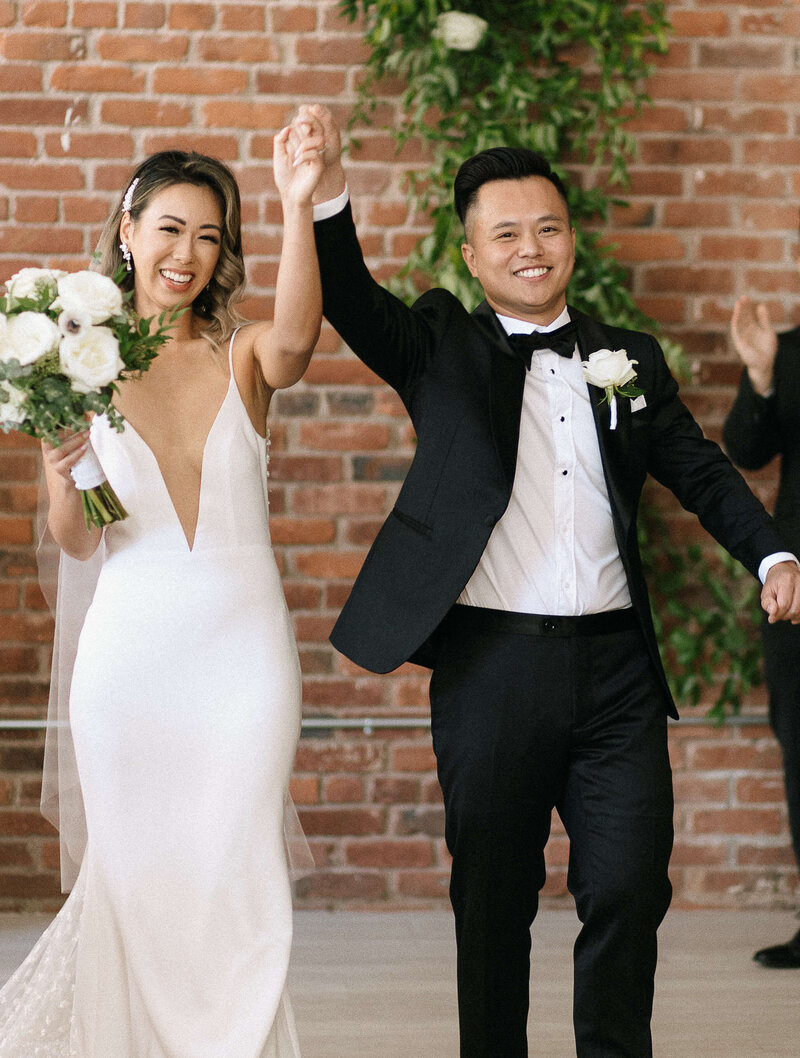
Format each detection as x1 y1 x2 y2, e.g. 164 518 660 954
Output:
562 470 568 476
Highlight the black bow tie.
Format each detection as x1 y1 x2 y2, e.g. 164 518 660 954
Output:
507 321 578 369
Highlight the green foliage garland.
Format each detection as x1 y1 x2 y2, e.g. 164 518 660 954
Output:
339 0 763 717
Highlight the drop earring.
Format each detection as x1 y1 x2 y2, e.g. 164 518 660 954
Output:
119 241 132 272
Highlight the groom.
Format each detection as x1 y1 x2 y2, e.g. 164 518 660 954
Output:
300 105 800 1058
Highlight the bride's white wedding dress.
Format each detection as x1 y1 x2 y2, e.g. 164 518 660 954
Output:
0 335 303 1057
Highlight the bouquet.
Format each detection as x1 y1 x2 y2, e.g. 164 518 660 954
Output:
0 266 176 528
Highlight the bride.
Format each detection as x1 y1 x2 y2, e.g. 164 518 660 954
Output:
0 117 325 1057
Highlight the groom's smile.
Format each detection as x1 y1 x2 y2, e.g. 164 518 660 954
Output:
460 175 575 326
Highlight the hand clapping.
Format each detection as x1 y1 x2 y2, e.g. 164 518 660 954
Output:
730 295 778 397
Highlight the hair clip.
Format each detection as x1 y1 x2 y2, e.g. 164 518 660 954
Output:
122 177 140 214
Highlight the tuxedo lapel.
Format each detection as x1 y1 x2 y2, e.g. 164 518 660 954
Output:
572 309 636 533
471 300 526 486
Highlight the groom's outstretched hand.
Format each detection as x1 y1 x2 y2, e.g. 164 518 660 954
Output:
762 561 800 623
292 104 346 206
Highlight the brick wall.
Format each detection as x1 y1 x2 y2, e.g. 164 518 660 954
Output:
0 0 798 911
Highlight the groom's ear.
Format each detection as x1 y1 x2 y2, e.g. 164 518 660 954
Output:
461 242 478 278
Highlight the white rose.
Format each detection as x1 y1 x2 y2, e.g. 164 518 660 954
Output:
0 382 28 426
581 348 638 390
5 267 66 304
55 271 124 325
434 11 488 51
59 325 125 393
3 311 60 366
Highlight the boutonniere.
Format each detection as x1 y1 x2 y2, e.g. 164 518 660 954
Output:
581 348 643 430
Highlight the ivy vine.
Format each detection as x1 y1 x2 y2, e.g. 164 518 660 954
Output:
338 0 764 718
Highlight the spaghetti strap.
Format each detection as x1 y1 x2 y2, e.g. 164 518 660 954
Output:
227 327 242 376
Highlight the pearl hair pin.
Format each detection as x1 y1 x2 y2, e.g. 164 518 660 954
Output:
122 177 139 214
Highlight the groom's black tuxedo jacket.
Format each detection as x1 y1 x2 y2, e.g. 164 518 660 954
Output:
315 203 786 716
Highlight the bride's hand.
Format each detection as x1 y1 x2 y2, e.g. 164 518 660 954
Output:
42 430 91 486
273 116 326 206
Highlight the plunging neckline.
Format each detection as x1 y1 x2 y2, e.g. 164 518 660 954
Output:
119 374 234 553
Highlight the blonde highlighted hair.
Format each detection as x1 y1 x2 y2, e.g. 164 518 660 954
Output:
94 150 246 344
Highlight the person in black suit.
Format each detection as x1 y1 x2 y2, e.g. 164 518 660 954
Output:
296 104 800 1056
724 295 800 970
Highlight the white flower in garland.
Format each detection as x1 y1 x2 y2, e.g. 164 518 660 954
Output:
434 11 488 52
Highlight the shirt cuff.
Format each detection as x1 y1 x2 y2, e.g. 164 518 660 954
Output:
312 186 349 223
758 552 800 583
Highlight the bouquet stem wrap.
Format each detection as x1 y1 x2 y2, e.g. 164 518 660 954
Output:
70 444 128 528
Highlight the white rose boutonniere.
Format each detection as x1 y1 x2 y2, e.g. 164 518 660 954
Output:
581 348 642 430
433 11 488 51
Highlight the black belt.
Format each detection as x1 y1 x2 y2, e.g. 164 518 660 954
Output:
447 604 638 638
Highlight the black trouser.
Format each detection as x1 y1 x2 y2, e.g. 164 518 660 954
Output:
761 616 800 866
430 606 674 1058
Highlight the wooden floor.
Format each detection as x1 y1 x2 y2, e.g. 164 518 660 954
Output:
1 908 799 1056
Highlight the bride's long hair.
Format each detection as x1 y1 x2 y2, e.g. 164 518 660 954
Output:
94 150 247 344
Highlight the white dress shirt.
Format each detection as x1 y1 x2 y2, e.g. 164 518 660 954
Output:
458 308 632 615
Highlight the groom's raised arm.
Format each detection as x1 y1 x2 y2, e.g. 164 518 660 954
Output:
295 105 437 397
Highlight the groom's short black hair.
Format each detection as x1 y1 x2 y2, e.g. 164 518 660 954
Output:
453 147 571 229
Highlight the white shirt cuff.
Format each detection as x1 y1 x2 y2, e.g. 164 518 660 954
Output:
313 186 349 223
758 552 800 583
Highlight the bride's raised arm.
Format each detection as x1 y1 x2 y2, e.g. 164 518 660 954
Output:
246 116 325 392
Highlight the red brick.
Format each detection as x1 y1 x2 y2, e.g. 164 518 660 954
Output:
97 32 188 62
599 232 685 262
50 64 146 92
698 236 783 263
294 870 386 902
699 42 782 69
269 455 343 483
142 134 240 161
1 30 77 59
197 35 277 63
293 551 365 580
72 2 117 28
168 3 214 30
0 132 37 158
153 67 248 96
390 743 437 773
124 2 166 29
22 0 67 26
288 775 319 805
0 62 42 91
218 3 265 32
297 806 385 837
323 776 364 803
670 11 730 36
271 5 317 33
345 838 433 868
690 808 784 836
662 202 731 229
201 100 287 128
293 741 384 773
295 36 370 66
395 870 450 899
